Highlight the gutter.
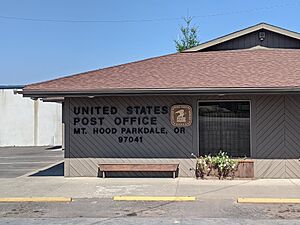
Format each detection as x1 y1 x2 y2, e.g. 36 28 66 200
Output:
20 87 300 98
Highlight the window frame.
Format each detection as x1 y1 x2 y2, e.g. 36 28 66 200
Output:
197 99 252 158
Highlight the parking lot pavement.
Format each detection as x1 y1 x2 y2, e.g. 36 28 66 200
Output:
0 198 299 223
0 147 63 178
1 218 299 225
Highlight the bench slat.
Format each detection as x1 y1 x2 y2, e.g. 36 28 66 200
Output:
99 164 179 172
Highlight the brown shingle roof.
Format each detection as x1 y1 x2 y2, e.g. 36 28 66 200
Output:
23 49 300 95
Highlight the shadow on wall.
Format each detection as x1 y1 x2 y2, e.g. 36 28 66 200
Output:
30 162 64 176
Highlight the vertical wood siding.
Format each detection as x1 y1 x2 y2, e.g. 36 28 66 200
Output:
204 29 300 51
65 95 300 178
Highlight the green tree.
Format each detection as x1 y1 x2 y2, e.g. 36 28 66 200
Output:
174 17 200 52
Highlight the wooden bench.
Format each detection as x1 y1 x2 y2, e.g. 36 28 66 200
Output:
98 163 179 179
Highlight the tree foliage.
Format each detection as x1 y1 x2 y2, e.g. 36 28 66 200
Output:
174 17 200 52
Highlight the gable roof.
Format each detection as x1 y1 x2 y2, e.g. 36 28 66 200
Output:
23 48 300 97
184 23 300 52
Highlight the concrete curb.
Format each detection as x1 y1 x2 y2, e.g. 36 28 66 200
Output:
237 198 300 204
113 196 196 201
0 197 72 202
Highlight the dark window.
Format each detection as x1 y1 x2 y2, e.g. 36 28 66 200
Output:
198 101 250 157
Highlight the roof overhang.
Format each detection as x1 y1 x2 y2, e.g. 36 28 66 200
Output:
0 85 25 89
41 97 64 103
20 87 300 98
185 23 300 52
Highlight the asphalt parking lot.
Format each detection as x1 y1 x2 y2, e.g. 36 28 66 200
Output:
0 146 64 178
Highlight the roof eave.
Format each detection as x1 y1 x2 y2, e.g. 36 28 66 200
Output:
20 87 300 98
0 85 25 89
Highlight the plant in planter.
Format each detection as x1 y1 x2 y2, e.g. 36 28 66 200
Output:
192 151 239 179
211 151 239 179
191 153 206 179
204 155 213 176
195 156 207 179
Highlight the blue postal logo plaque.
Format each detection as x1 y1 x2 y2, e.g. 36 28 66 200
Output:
170 105 192 127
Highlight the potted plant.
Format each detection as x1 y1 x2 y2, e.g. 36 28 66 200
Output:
192 151 254 179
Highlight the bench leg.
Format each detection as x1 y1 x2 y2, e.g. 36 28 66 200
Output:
102 171 105 178
173 171 176 179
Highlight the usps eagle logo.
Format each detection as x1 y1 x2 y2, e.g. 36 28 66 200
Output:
170 105 192 127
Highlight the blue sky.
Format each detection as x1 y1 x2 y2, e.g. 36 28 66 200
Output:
1 0 300 85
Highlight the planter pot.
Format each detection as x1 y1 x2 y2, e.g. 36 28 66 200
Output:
195 159 255 179
236 160 254 178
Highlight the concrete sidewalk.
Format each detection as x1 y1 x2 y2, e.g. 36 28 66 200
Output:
0 177 299 199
